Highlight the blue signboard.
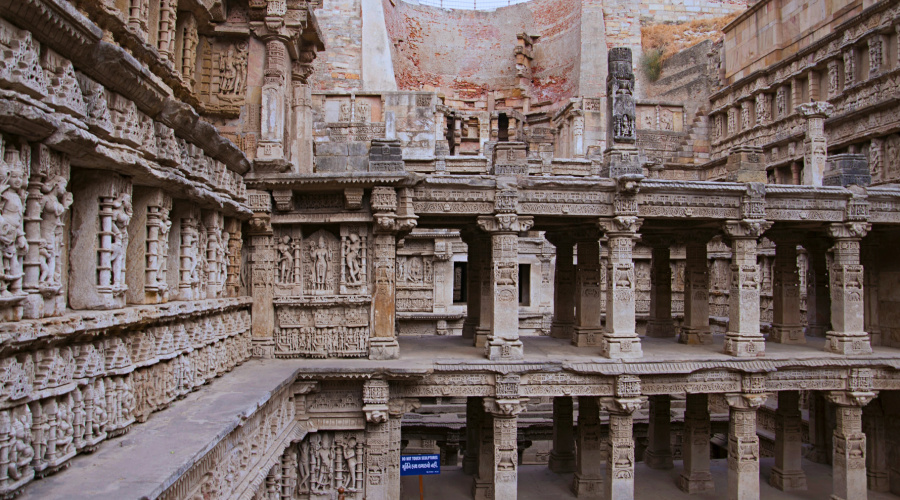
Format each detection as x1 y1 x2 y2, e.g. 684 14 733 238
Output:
400 454 441 476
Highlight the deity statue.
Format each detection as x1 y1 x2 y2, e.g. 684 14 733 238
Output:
109 192 132 288
312 236 331 291
343 233 362 285
0 158 27 297
39 176 72 286
276 235 293 283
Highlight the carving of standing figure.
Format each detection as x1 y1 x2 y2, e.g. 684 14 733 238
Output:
344 233 362 285
218 229 229 285
342 436 358 489
0 162 27 296
276 235 293 283
109 192 132 287
219 45 237 94
233 43 248 95
7 408 34 480
39 176 72 285
298 439 311 492
313 236 331 291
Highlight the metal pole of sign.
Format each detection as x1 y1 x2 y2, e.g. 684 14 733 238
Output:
419 474 424 499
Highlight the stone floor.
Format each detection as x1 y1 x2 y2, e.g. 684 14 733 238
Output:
401 459 900 499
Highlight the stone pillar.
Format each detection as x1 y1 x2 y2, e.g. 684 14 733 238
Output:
825 222 872 355
725 392 768 500
473 406 494 500
805 391 832 464
798 102 834 187
365 419 391 499
646 242 675 338
770 391 807 490
681 238 712 344
546 233 575 341
548 397 576 473
601 397 644 500
573 396 603 498
370 187 412 360
256 38 288 165
722 220 772 357
726 146 767 183
387 397 419 498
574 239 603 346
826 391 877 500
484 398 526 500
461 231 482 341
770 237 804 344
477 214 534 360
598 216 644 358
247 190 275 357
643 395 673 469
476 232 493 348
679 393 714 493
463 397 483 475
806 240 831 337
290 75 313 174
863 398 889 492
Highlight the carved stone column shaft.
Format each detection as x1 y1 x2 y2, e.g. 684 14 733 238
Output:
602 398 642 500
723 220 771 357
548 396 575 473
770 391 807 491
644 395 673 469
549 234 575 341
679 393 714 493
574 240 603 346
826 223 872 355
771 239 804 344
573 396 603 498
829 393 871 500
726 394 767 500
647 243 675 338
681 240 712 344
598 217 643 359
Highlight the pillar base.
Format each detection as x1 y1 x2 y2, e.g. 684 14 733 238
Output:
551 322 574 341
867 471 890 492
548 451 576 473
771 325 806 344
474 328 489 348
679 327 712 345
486 338 524 360
573 327 602 347
473 479 492 500
646 319 676 338
769 468 807 491
599 334 643 359
368 338 399 360
825 332 872 355
724 333 765 357
678 472 715 493
251 337 275 358
643 449 674 470
572 475 603 498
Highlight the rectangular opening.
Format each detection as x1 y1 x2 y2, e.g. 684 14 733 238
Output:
453 262 467 303
518 263 530 306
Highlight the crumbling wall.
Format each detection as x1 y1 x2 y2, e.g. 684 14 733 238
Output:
382 0 582 104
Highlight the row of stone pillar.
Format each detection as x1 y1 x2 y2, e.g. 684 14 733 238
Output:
532 391 875 500
534 220 872 359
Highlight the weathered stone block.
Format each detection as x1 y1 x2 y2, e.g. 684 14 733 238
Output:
824 154 870 187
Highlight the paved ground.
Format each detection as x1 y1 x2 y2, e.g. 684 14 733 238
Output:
401 459 899 499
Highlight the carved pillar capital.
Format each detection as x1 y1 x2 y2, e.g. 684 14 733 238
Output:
724 392 769 410
598 215 643 236
827 221 871 241
483 397 527 417
600 396 646 415
722 219 772 240
476 214 533 234
825 391 878 408
363 379 390 423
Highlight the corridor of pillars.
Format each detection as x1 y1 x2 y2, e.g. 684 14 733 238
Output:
460 391 899 500
458 221 878 359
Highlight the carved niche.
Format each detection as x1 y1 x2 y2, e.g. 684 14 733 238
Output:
395 253 434 312
274 226 303 297
0 138 30 317
297 431 367 499
340 225 368 295
197 38 249 115
275 305 369 358
304 230 341 296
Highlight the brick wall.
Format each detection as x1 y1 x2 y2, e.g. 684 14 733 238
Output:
310 0 363 91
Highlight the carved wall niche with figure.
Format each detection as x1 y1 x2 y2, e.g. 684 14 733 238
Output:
275 304 369 358
274 225 304 297
197 37 249 116
297 431 367 499
304 229 340 296
340 225 368 295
